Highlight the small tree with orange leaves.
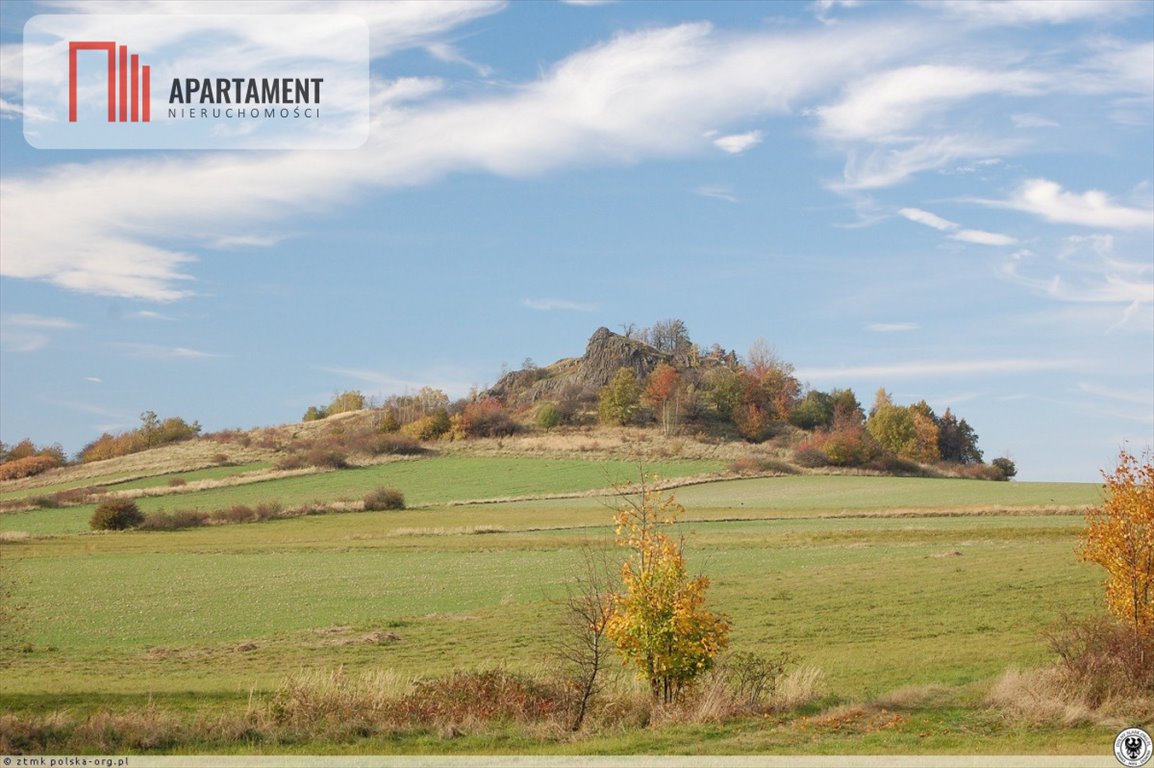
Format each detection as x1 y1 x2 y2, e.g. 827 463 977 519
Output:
1082 449 1154 638
605 479 730 704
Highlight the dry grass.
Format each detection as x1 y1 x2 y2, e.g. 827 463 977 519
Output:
986 665 1152 728
874 682 953 710
986 667 1098 726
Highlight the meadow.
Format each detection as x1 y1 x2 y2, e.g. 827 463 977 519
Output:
0 451 1131 755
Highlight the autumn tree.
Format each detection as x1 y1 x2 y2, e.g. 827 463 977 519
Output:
605 480 730 704
1082 449 1154 638
598 368 642 426
644 363 682 436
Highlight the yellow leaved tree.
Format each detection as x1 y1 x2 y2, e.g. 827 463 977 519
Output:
605 479 730 704
1082 449 1154 637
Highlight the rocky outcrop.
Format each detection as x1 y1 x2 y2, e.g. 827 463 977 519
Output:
488 327 671 405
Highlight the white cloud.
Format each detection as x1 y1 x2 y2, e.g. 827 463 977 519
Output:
1001 235 1154 308
115 343 220 360
695 185 738 203
2 18 920 300
866 322 919 332
2 313 79 329
817 65 1045 143
898 207 956 231
0 313 79 353
797 357 1090 381
317 365 476 399
425 41 493 77
984 178 1154 230
522 298 597 312
951 229 1017 246
1011 112 1059 129
836 134 1018 190
926 0 1140 25
0 331 50 353
898 206 1016 246
713 130 763 154
84 376 103 384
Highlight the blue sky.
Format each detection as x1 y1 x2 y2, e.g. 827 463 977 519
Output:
0 0 1151 482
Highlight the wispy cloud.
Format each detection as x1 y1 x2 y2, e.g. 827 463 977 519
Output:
867 322 919 332
899 207 956 231
925 0 1143 26
317 365 476 399
712 130 763 154
797 357 1090 381
0 313 79 353
114 343 221 360
978 178 1154 229
817 65 1045 143
1011 112 1059 128
695 185 739 203
2 313 79 329
952 229 1017 246
0 17 926 301
898 206 1016 245
522 298 597 312
425 41 494 77
1000 236 1154 308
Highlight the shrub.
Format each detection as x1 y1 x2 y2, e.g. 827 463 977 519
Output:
397 670 566 726
992 456 1017 480
212 503 283 524
729 457 799 475
400 411 451 441
139 509 208 531
0 454 63 481
1047 615 1154 707
792 446 829 468
363 487 405 511
452 398 520 439
359 433 424 456
536 402 562 431
90 498 144 531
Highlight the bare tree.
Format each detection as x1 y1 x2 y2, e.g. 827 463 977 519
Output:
552 543 618 731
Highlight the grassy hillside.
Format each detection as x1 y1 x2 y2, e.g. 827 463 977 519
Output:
0 434 1125 756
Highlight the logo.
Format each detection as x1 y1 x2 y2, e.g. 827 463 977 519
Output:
24 15 368 149
69 41 151 123
1116 727 1154 767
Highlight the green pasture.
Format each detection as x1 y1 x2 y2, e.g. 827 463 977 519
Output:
0 467 1116 754
0 461 270 503
0 456 724 537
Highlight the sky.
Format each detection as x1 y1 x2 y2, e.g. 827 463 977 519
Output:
0 0 1151 482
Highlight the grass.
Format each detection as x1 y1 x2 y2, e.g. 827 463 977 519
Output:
0 460 1119 755
0 456 723 537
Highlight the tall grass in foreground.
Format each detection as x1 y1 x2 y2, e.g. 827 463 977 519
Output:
0 660 826 754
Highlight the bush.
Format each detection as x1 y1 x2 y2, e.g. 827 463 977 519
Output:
0 454 63 481
363 487 405 511
1047 615 1154 708
992 456 1017 480
90 498 144 531
211 503 283 525
536 402 562 431
139 509 208 531
792 446 829 468
729 457 799 475
400 411 451 441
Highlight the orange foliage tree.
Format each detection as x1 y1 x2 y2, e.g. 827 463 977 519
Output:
1082 449 1154 637
605 479 730 704
644 363 682 437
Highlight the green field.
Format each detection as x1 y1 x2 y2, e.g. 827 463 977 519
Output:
0 457 1127 755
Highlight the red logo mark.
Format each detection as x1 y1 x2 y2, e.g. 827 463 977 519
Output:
68 41 150 122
